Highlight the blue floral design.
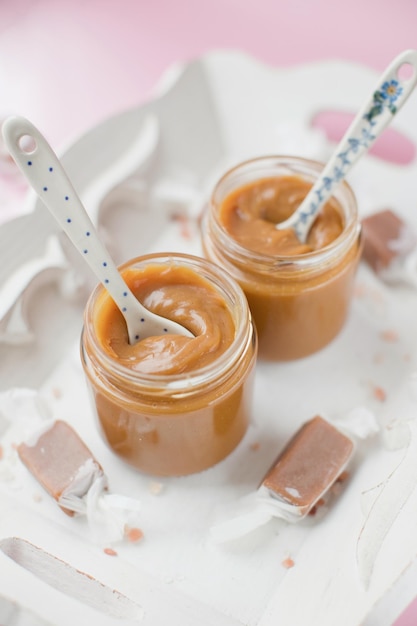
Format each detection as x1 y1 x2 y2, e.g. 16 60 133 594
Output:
365 79 403 121
293 73 403 240
381 79 403 104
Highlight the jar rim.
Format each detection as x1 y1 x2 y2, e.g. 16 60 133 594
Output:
82 252 253 392
209 154 361 270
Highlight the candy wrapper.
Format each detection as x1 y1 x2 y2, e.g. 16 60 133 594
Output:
210 410 378 544
361 209 417 287
18 420 107 517
0 388 142 546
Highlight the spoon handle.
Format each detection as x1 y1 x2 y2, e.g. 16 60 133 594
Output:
285 49 417 242
2 116 141 310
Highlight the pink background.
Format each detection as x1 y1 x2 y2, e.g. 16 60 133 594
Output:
1 0 417 149
1 1 417 623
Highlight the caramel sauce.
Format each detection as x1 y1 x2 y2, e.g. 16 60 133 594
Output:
94 264 235 374
219 175 344 256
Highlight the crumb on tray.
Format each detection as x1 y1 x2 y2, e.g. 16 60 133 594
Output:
149 481 164 495
380 329 399 343
125 526 144 543
103 547 118 557
372 385 387 402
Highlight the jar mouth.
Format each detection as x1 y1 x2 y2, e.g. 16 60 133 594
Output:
82 252 253 393
209 155 361 270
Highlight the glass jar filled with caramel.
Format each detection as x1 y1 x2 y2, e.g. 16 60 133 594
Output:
81 253 257 476
202 156 362 361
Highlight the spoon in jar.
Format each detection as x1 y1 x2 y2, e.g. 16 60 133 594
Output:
2 116 193 343
277 49 417 243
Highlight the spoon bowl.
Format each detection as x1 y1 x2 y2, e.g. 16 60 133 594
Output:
2 116 193 344
277 49 417 243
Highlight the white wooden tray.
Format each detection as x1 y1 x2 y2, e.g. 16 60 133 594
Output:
1 50 417 626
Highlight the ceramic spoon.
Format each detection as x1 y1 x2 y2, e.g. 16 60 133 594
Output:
2 116 193 343
277 49 417 243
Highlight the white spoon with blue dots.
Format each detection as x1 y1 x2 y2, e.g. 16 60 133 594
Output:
2 116 193 343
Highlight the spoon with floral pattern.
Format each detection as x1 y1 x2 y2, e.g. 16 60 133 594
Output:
277 49 417 243
2 116 193 343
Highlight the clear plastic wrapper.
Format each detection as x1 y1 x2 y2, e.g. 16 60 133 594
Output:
210 411 378 544
0 389 142 545
361 209 417 287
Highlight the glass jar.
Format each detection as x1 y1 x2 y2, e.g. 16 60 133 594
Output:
81 253 257 476
202 156 362 361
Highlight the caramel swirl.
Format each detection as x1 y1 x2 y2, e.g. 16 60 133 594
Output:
219 175 344 255
94 264 235 375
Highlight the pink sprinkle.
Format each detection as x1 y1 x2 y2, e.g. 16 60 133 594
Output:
149 481 164 495
0 445 3 460
373 386 387 402
380 329 399 343
103 547 118 557
249 442 260 451
125 527 144 543
170 212 192 240
282 557 295 569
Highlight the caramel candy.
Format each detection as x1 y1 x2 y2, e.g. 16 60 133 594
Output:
261 416 354 518
361 209 416 273
18 420 105 516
